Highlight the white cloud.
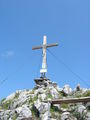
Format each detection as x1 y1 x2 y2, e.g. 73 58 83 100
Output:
1 50 14 58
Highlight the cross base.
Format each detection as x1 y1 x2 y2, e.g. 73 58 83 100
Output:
40 68 47 78
34 77 57 89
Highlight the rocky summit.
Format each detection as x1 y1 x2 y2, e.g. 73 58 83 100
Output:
0 79 90 120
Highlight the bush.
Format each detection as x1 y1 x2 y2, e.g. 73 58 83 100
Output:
50 105 60 113
1 100 12 110
12 114 17 120
47 93 53 99
31 105 40 118
61 103 68 108
1 98 6 103
14 92 19 99
83 91 90 97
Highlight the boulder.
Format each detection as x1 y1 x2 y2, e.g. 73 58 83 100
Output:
40 111 49 120
61 112 70 120
34 99 48 114
63 85 72 95
61 112 77 120
16 105 32 120
86 112 90 120
49 87 59 99
76 84 81 91
76 104 87 114
5 93 16 102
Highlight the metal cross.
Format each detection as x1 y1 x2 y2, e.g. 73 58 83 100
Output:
32 36 58 78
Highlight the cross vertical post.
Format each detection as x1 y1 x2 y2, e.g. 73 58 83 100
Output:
32 36 58 78
40 36 47 78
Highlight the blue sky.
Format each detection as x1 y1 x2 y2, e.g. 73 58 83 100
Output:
0 0 90 99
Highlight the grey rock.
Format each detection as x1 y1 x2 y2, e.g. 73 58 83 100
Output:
61 112 77 120
49 86 59 99
63 85 72 95
76 104 87 114
76 84 81 91
40 111 49 120
16 105 32 119
34 99 48 114
0 81 90 120
61 112 70 120
86 112 90 120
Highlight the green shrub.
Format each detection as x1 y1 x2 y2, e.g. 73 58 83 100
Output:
12 114 17 120
15 92 19 99
61 103 68 108
83 91 90 97
1 100 12 110
29 95 38 105
74 90 90 98
29 97 33 103
72 106 87 120
74 91 82 98
30 90 35 94
31 105 40 118
59 91 67 97
50 105 60 113
33 96 38 101
0 98 6 107
1 98 6 103
47 93 53 99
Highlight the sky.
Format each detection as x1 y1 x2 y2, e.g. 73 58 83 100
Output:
0 0 90 99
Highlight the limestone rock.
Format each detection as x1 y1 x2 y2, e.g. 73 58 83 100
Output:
5 93 16 102
61 112 77 120
76 104 87 114
0 81 90 120
34 99 48 114
40 111 49 120
63 84 72 95
16 105 32 119
76 84 81 91
86 112 90 120
49 87 59 99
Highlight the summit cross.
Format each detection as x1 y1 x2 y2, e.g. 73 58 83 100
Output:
32 36 58 78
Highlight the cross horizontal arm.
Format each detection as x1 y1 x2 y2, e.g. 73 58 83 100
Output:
32 45 42 50
32 43 58 50
46 43 58 48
